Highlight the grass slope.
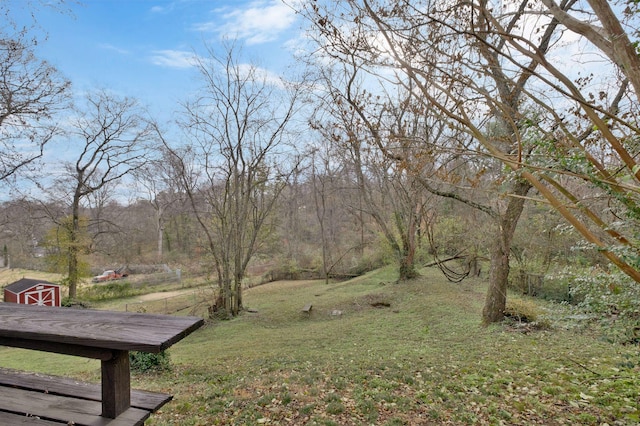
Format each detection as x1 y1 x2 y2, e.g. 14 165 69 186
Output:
146 268 639 425
1 267 638 425
0 268 63 287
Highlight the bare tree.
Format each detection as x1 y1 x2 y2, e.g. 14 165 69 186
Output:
54 90 155 298
133 148 184 262
0 30 70 182
309 63 434 281
509 0 640 278
309 143 363 282
0 198 57 268
299 0 590 323
170 42 302 317
418 0 640 285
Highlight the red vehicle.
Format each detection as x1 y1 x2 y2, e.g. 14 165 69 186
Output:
92 268 128 283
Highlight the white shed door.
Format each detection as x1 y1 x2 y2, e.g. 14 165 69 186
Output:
24 285 55 306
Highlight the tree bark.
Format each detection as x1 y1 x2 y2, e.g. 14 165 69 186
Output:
482 180 531 324
398 211 419 280
156 207 164 261
67 189 82 300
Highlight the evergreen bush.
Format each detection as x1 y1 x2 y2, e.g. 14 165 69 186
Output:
130 350 172 373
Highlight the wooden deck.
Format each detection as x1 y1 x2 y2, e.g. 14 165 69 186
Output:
0 303 204 424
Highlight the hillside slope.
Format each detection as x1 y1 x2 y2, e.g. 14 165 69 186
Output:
143 268 640 425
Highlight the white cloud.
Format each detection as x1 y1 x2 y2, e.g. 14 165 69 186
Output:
237 62 286 88
149 1 178 14
194 0 297 45
98 43 130 55
149 50 199 69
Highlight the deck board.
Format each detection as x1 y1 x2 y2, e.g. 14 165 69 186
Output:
0 303 204 353
0 411 61 425
0 367 172 412
0 303 203 424
0 385 150 425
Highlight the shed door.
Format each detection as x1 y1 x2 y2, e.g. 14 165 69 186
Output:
24 286 56 306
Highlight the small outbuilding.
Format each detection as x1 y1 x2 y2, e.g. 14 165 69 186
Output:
4 278 61 307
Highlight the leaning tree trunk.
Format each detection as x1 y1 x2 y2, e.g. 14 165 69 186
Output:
482 180 531 324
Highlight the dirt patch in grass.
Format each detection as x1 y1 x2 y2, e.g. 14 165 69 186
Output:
357 292 393 307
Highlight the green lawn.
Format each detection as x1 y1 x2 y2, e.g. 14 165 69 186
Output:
155 268 640 425
2 267 639 425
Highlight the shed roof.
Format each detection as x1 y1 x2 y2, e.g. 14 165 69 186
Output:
4 278 58 294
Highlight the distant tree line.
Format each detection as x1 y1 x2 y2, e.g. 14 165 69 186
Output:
1 0 638 323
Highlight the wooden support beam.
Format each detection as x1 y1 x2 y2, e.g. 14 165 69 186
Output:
102 350 131 418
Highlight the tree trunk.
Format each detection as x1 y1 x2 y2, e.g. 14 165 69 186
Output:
483 235 510 323
67 246 78 299
234 270 243 315
67 192 81 300
216 268 233 319
482 180 531 324
399 255 418 280
157 212 163 261
398 225 418 281
469 256 480 277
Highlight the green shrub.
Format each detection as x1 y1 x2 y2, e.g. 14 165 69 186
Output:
551 267 640 344
541 270 580 303
61 297 91 308
509 266 573 302
536 279 573 302
130 350 171 373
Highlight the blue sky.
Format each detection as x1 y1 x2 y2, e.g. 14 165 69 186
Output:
22 0 303 121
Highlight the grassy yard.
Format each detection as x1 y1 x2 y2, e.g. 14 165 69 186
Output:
0 268 63 289
1 267 639 425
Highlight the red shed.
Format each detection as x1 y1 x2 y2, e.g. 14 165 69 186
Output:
4 278 61 307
